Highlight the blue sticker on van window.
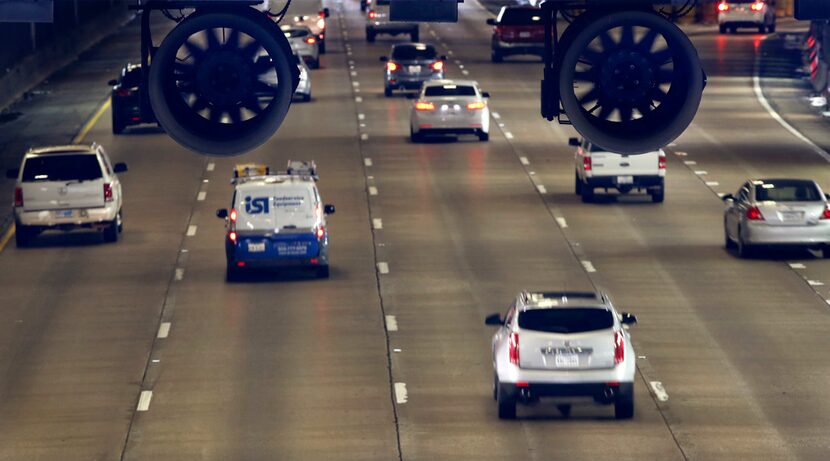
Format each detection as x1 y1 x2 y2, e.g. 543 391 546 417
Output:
244 196 269 214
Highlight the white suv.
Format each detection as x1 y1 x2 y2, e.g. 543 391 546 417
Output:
485 291 638 420
7 144 127 247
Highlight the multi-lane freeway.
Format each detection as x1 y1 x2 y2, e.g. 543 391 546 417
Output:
1 0 830 460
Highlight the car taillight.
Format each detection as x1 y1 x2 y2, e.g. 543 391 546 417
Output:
466 101 486 110
368 10 376 19
509 332 519 365
316 226 325 239
614 331 625 365
750 1 764 11
13 186 23 207
583 155 592 171
229 231 237 242
305 36 317 44
658 154 666 169
317 16 326 30
230 208 237 222
103 183 114 202
115 88 132 97
746 206 765 221
718 2 730 12
821 205 830 220
415 101 435 111
494 25 504 39
386 61 399 72
430 61 444 71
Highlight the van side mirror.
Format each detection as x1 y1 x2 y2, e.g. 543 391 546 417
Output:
621 313 637 325
568 137 580 147
486 18 497 26
108 79 118 86
379 56 388 62
721 193 734 202
6 168 19 179
485 313 503 326
216 208 228 219
481 91 490 98
113 162 128 173
324 204 336 215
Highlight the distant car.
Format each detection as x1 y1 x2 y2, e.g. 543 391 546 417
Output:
258 52 311 102
486 5 546 62
6 144 127 247
717 0 776 34
281 24 320 69
723 179 830 257
410 80 490 142
379 43 445 97
366 0 418 43
108 63 155 134
289 4 330 53
571 137 666 203
485 291 638 420
217 161 335 280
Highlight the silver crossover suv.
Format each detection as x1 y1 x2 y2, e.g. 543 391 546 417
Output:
379 43 445 97
485 291 638 420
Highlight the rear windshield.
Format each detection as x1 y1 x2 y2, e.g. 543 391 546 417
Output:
392 45 437 61
519 308 614 334
499 8 543 25
424 85 477 97
755 180 821 202
283 28 309 38
22 154 102 182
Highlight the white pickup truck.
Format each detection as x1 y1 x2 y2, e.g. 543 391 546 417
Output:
571 137 666 203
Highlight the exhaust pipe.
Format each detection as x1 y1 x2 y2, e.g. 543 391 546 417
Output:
603 387 616 402
520 388 532 400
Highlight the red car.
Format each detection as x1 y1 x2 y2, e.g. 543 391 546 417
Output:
487 6 546 63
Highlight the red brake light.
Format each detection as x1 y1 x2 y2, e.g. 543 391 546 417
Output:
415 101 435 111
316 226 325 239
368 10 376 19
494 25 504 39
115 88 132 97
230 208 237 222
386 61 399 72
509 332 520 365
466 101 486 110
821 206 830 220
430 61 444 71
658 154 666 169
750 2 764 11
13 186 23 207
583 155 592 171
614 331 625 365
746 206 765 221
718 2 730 12
229 231 237 242
305 36 317 44
103 183 114 202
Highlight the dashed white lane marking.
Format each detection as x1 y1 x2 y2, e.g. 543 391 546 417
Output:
174 268 185 281
789 263 806 269
206 162 215 171
555 217 568 229
355 96 363 103
137 391 153 411
454 59 462 65
581 261 597 273
519 156 530 165
350 71 358 77
373 218 383 229
462 69 469 75
825 299 830 307
675 151 688 157
358 113 366 120
197 191 207 201
385 315 398 332
361 133 369 141
447 50 454 56
717 192 727 198
808 280 825 286
157 322 171 339
458 64 465 69
706 181 720 187
352 81 360 87
364 158 373 167
504 132 514 140
668 142 678 147
537 185 547 194
186 225 198 236
694 170 708 176
650 381 669 402
369 186 378 196
492 112 501 119
394 383 408 404
683 160 697 165
377 262 389 274
429 30 437 36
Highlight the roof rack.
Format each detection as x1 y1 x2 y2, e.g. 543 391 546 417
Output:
230 160 319 185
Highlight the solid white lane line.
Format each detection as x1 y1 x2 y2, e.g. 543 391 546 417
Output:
385 315 398 332
377 262 389 274
174 268 185 281
186 225 197 236
394 383 408 404
364 158 373 166
157 322 171 339
789 263 806 269
581 261 597 273
504 132 514 140
373 218 383 229
361 133 369 141
537 185 547 194
650 381 669 402
197 191 207 201
206 162 215 171
519 156 530 165
369 186 378 196
556 217 568 229
137 391 153 411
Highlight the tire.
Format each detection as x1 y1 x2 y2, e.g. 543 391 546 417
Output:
557 404 572 418
411 30 419 42
496 382 516 420
822 246 830 259
15 224 32 248
737 227 753 258
492 374 498 401
575 173 583 195
768 23 776 33
725 227 736 249
310 58 320 69
384 86 393 97
111 106 125 134
318 39 326 54
226 261 241 282
301 94 311 102
719 24 727 34
491 50 503 63
316 265 330 279
758 24 766 34
366 30 376 43
651 184 665 203
102 214 120 243
730 26 737 34
410 126 422 143
614 388 634 419
478 131 489 142
580 183 594 203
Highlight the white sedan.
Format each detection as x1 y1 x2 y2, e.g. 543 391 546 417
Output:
410 80 490 142
280 24 320 69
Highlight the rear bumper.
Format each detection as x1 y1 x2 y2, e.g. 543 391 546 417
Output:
230 256 328 269
15 205 118 228
387 74 443 90
584 175 664 189
718 12 766 25
745 222 830 246
501 381 633 403
367 23 417 34
493 40 544 55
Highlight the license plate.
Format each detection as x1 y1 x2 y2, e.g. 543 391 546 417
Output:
408 65 421 73
247 242 266 253
276 242 309 256
519 31 531 38
617 176 634 185
55 209 74 218
781 211 804 221
554 353 579 368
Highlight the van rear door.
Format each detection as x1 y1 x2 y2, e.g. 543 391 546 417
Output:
20 154 105 212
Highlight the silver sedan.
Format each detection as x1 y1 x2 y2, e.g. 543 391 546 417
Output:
410 80 490 142
723 178 830 257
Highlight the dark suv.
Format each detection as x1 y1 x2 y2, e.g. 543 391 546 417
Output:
487 6 546 62
379 43 446 97
108 63 155 134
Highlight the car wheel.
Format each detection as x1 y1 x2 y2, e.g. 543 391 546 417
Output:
302 94 311 102
112 108 125 134
737 227 753 258
492 373 498 401
730 26 737 33
411 30 419 42
384 86 393 97
491 50 503 63
410 126 422 143
117 209 123 233
311 58 320 69
226 261 241 282
478 131 489 142
497 382 516 420
724 226 735 249
768 23 776 33
318 40 326 54
614 388 634 419
103 218 119 243
557 404 572 418
14 224 32 248
580 183 594 203
719 24 727 34
758 24 766 34
366 30 376 43
651 184 665 203
575 173 583 195
316 265 330 279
